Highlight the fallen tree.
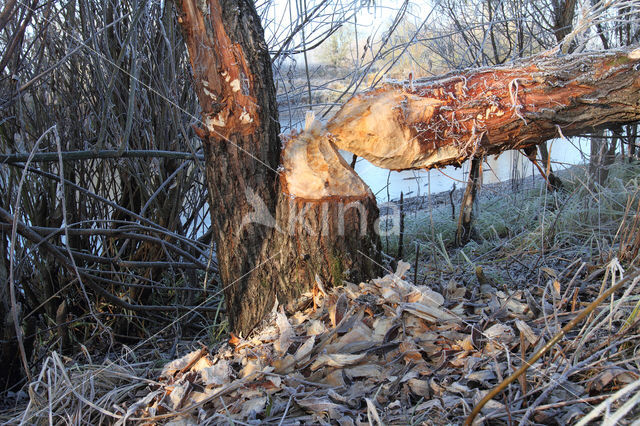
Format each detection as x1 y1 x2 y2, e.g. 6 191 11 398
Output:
177 0 640 334
287 48 640 245
323 48 640 170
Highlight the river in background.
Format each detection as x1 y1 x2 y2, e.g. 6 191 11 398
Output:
345 137 592 202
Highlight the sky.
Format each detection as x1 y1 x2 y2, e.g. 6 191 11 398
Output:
261 0 435 63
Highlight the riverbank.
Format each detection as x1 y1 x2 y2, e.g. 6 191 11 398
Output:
388 162 580 212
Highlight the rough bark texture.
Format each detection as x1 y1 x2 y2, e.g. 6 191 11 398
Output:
456 156 482 246
326 48 640 171
553 0 578 48
176 0 379 335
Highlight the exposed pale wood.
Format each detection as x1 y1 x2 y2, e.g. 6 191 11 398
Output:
325 48 640 171
281 120 372 200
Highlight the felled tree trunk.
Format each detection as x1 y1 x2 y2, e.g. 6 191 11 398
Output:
176 0 379 334
326 48 640 171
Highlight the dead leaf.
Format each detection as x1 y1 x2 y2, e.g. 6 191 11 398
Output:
399 341 423 363
161 350 202 378
466 370 496 388
400 302 459 322
273 354 295 374
446 279 467 301
496 291 528 315
168 383 189 410
540 266 558 278
446 381 471 395
200 360 231 386
483 323 515 343
330 293 349 328
345 364 383 379
454 335 474 352
413 399 443 413
240 358 262 378
274 309 294 356
296 397 346 420
131 252 623 426
588 367 639 392
323 369 346 387
228 333 241 347
474 389 506 414
306 319 327 336
186 390 214 405
416 286 446 307
191 356 213 376
240 396 267 418
515 319 538 345
294 335 316 363
290 310 309 326
311 353 367 370
408 378 430 397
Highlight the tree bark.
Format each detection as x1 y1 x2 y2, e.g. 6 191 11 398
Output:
176 0 379 335
590 129 618 188
326 48 640 171
589 129 607 187
629 124 638 161
553 0 578 50
537 141 562 191
456 156 482 246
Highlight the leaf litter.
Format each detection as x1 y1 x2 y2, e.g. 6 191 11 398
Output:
9 256 640 425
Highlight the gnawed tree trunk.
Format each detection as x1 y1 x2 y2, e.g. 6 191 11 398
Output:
176 0 379 335
325 48 640 171
179 0 640 334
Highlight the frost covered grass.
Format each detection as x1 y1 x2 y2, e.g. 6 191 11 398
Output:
385 161 640 271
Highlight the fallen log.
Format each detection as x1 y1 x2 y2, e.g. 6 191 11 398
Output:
308 48 640 171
